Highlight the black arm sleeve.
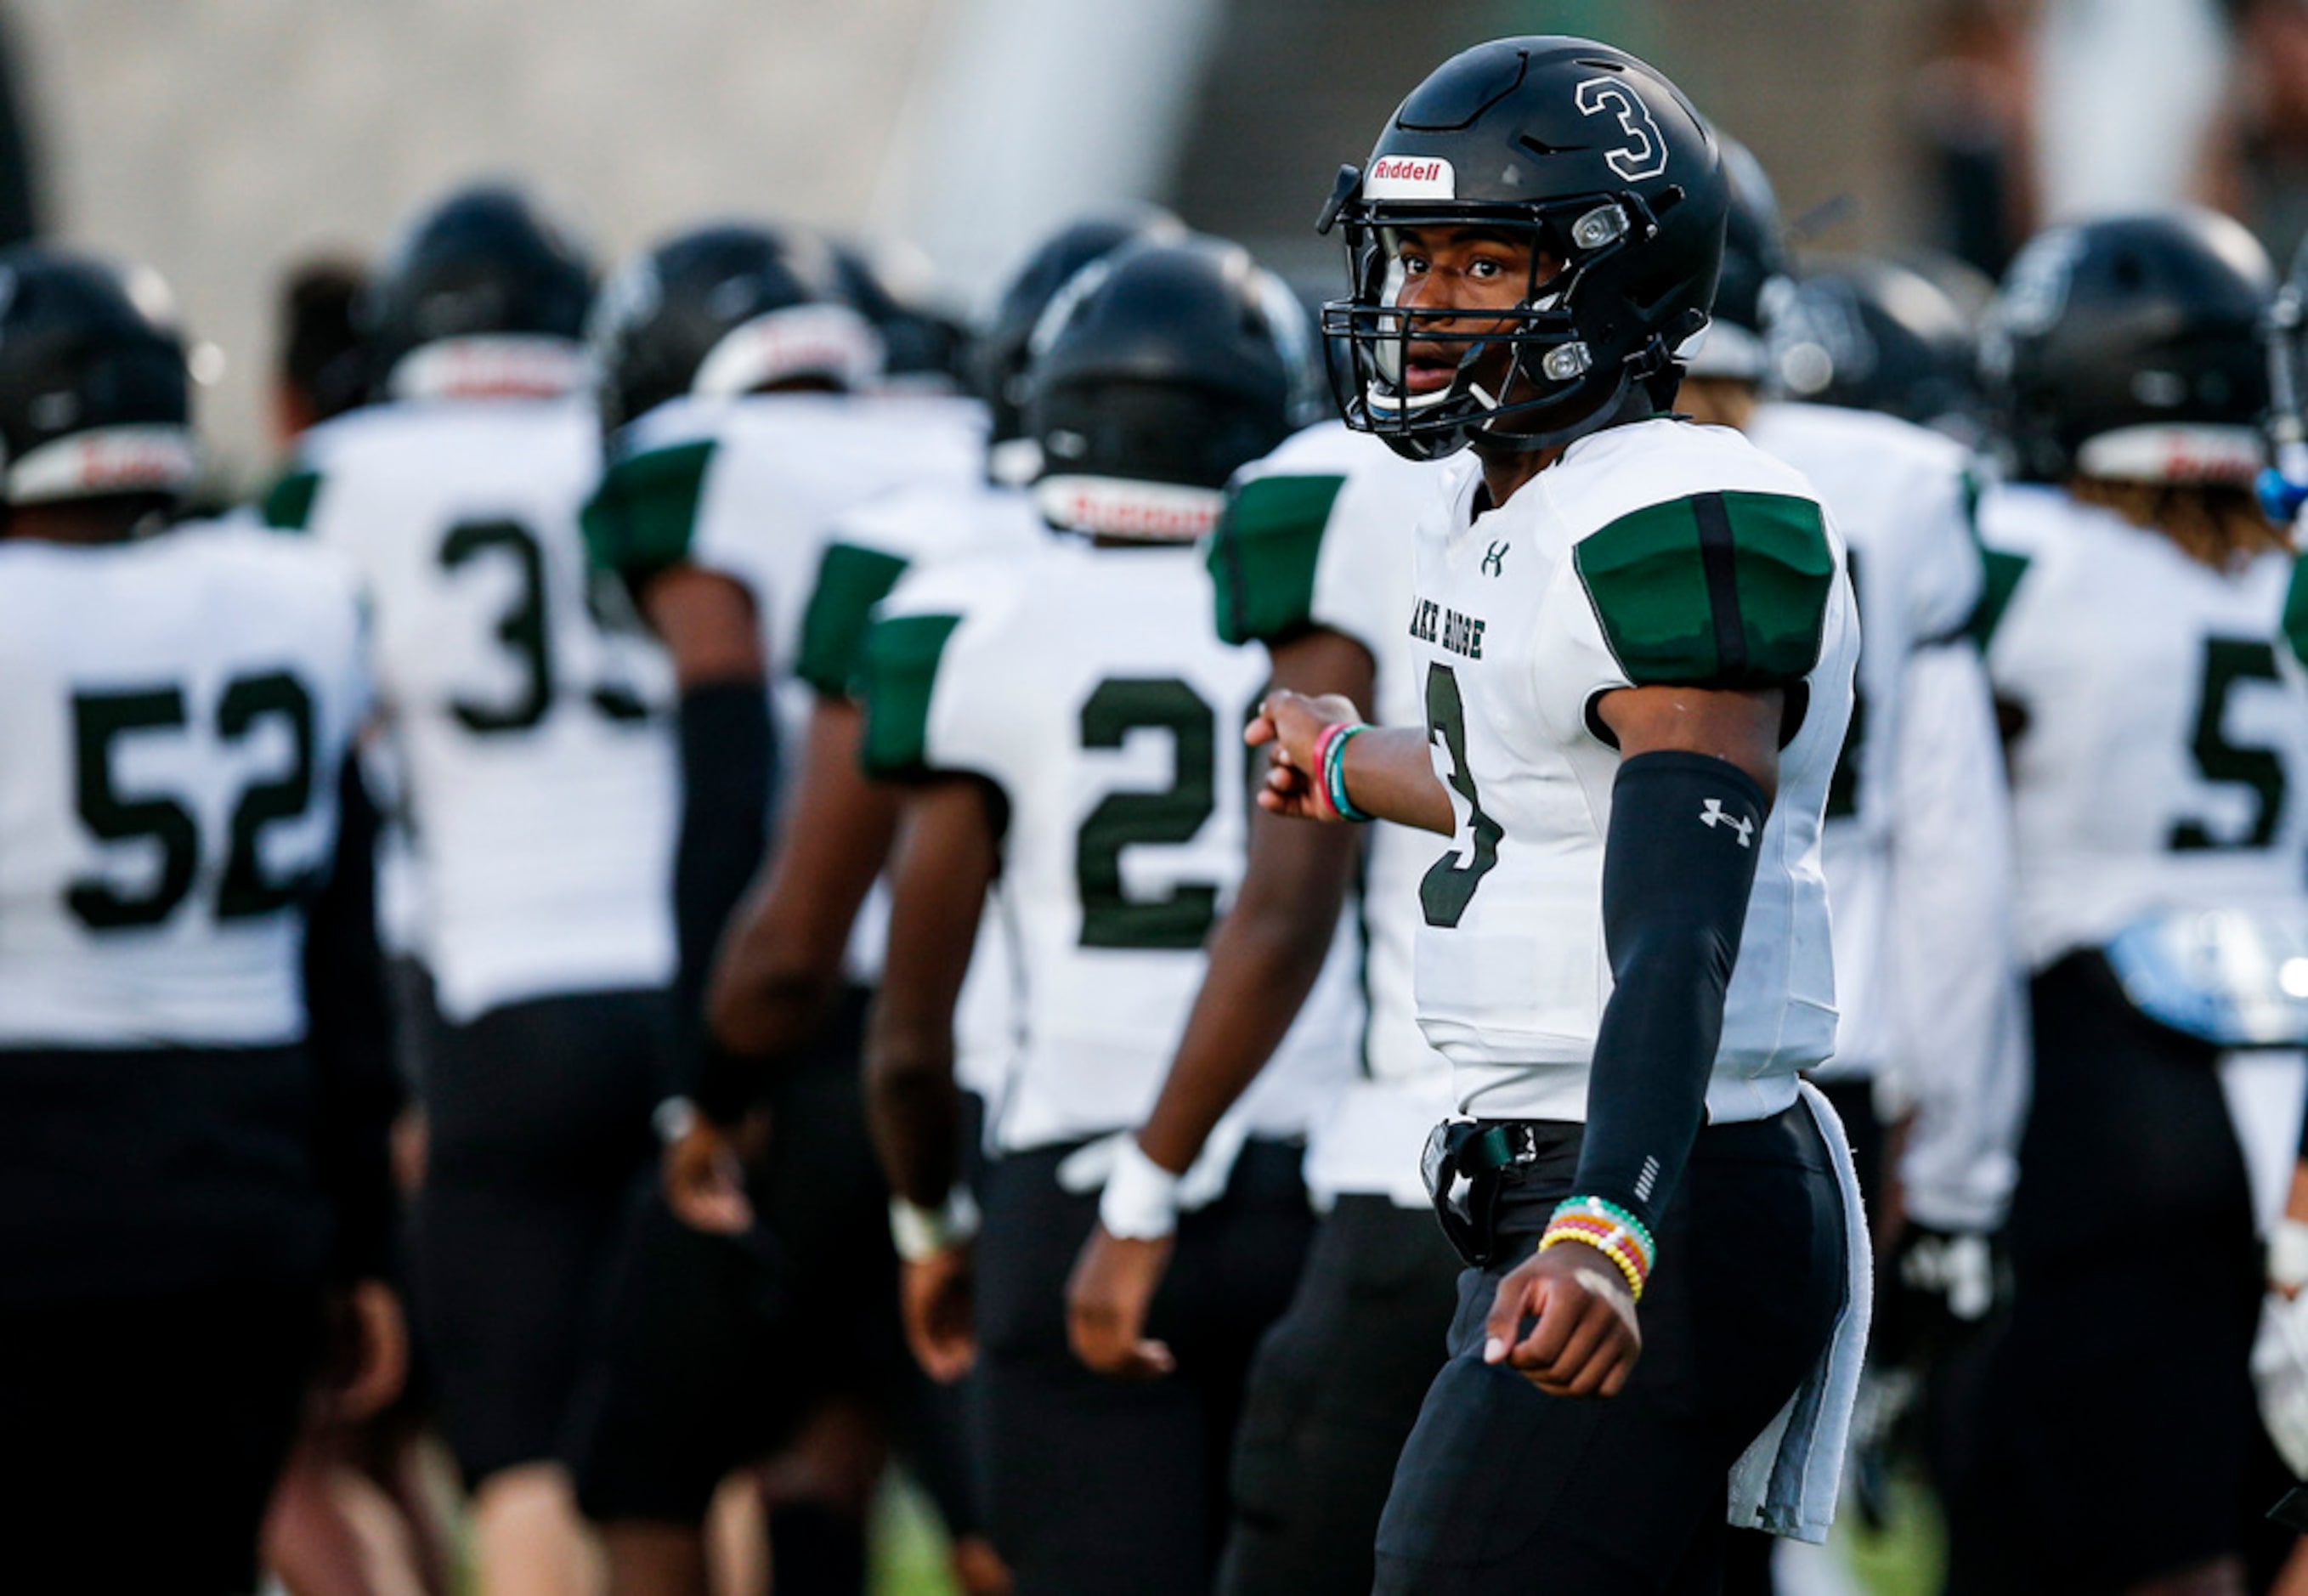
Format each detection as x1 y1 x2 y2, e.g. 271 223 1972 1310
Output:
674 681 775 1123
303 753 403 1285
1570 750 1769 1234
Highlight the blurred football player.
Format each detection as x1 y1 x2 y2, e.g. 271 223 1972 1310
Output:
1255 38 1869 1592
1061 410 1459 1596
1952 210 2308 1596
274 184 682 1596
0 247 395 1593
857 234 1359 1594
574 219 982 1596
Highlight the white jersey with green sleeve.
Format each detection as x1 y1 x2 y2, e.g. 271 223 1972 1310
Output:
1206 421 1457 1207
794 477 1042 1101
0 520 370 1045
1979 484 2308 972
1406 417 1858 1124
1745 399 1993 1080
860 535 1364 1156
285 397 678 1025
585 391 987 755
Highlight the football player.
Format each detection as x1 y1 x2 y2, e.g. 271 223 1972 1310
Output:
1675 137 2025 1545
0 247 393 1593
573 219 982 1596
273 184 681 1596
1763 252 1992 446
1061 415 1460 1596
857 234 1359 1594
1949 211 2308 1596
1254 38 1866 1592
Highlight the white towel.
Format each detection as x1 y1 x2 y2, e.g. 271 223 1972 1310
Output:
1726 1081 1874 1542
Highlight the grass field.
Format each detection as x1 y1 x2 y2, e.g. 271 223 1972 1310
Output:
865 1467 1951 1596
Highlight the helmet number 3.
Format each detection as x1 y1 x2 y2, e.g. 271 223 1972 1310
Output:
1574 77 1668 184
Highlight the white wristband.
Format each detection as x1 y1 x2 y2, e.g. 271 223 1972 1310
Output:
652 1096 699 1146
1098 1137 1183 1241
890 1187 981 1264
2273 1218 2308 1293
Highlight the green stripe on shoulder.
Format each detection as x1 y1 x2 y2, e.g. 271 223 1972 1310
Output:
859 612 963 778
799 542 911 697
259 467 322 531
1573 489 1834 686
1207 473 1345 645
2284 552 2308 672
580 439 716 580
1967 547 2033 651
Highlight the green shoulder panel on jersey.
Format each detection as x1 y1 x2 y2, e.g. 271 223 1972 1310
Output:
260 467 322 531
2285 552 2308 672
580 439 716 580
1966 547 2033 650
798 542 912 696
1573 490 1835 687
858 612 963 778
1207 473 1345 645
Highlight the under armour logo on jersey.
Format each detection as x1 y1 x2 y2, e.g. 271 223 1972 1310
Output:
1700 798 1753 848
1481 540 1509 577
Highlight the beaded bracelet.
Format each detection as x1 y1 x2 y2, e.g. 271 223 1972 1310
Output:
1315 721 1373 823
1537 1195 1656 1302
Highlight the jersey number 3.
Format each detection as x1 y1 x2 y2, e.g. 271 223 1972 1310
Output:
67 673 320 931
1421 662 1502 927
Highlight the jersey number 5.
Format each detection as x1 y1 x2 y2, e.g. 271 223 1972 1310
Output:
2169 637 2288 852
1077 677 1219 949
67 672 320 931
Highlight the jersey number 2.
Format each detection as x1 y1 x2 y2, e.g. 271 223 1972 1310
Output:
67 672 319 931
1077 678 1219 949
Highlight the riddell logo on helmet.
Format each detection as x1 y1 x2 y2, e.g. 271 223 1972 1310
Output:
1366 156 1456 201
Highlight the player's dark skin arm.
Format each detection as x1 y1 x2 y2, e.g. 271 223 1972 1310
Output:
665 694 899 1232
1066 627 1372 1379
865 777 999 1384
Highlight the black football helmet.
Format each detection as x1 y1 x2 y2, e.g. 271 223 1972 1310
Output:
1321 36 1727 460
590 222 880 437
2259 232 2308 522
1023 235 1320 539
1982 210 2273 485
1683 128 1785 382
359 184 595 399
969 207 1186 448
0 246 195 511
831 241 968 392
1768 254 1988 440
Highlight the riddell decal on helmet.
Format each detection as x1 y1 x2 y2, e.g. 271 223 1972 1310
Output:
1366 156 1456 201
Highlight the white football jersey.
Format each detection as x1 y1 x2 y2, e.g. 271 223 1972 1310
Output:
0 522 369 1045
797 473 1040 1098
591 391 988 759
1980 484 2308 971
291 398 679 1024
863 535 1364 1154
1745 400 1994 1078
1206 422 1458 1206
1406 418 1858 1124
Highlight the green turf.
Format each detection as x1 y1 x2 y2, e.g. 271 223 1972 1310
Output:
871 1472 961 1596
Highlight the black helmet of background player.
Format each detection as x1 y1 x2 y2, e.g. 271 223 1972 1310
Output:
1768 254 1988 441
359 183 596 403
1982 210 2273 486
970 207 1187 450
0 246 195 516
1319 36 1727 461
590 221 880 439
832 241 967 393
1681 127 1785 385
1023 234 1321 541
